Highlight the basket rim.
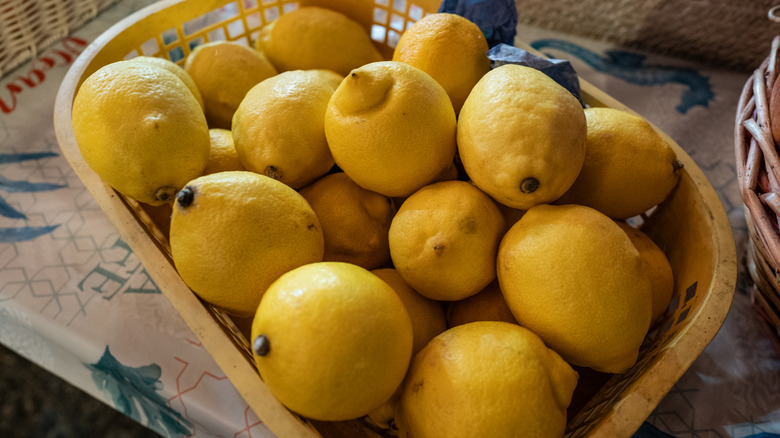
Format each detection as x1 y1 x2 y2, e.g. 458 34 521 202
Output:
53 4 738 438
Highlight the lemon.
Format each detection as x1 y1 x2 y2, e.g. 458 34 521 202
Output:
617 222 674 323
446 280 518 328
497 204 653 373
396 321 579 438
457 64 587 210
126 55 204 111
256 6 383 76
388 180 505 301
72 60 210 205
184 41 277 128
299 172 394 269
202 128 245 175
169 171 324 317
251 262 413 421
393 13 490 113
232 70 339 188
371 268 447 356
557 107 680 219
325 61 457 197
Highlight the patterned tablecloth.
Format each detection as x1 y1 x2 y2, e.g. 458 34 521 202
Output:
0 1 778 437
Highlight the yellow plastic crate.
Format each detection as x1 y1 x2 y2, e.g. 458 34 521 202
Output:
53 0 738 436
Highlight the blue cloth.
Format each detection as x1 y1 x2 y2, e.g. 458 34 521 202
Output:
487 43 582 103
438 0 517 47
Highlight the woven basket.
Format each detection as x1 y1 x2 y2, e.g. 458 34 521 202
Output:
516 0 779 72
53 0 738 436
0 0 120 77
735 35 780 354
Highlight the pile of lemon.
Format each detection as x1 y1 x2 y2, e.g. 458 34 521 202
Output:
72 7 681 438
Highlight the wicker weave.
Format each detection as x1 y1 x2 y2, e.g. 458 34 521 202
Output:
516 0 779 72
735 35 780 353
0 0 119 77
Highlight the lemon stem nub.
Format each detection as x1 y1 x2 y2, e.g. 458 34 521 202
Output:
520 177 540 194
265 166 281 180
176 186 195 207
154 186 177 203
253 334 270 356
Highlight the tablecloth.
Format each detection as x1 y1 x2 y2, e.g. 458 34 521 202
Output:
0 0 778 437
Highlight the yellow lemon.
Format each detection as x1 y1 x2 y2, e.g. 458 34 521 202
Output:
446 280 518 328
202 128 245 175
617 222 675 323
457 64 587 210
497 204 653 373
388 180 505 301
557 107 681 219
299 172 394 269
256 6 383 76
325 61 457 197
251 262 413 421
232 70 339 188
396 321 579 438
393 13 490 113
184 41 277 128
72 60 209 205
371 268 447 356
126 55 204 110
169 171 324 317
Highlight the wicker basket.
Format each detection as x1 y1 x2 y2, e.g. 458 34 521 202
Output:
735 35 780 354
0 0 121 77
53 0 738 436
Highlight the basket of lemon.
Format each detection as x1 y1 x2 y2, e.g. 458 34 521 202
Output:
53 0 737 437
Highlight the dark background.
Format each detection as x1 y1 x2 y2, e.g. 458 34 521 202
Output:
0 343 154 438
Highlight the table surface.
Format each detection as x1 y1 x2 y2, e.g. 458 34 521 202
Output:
0 1 778 437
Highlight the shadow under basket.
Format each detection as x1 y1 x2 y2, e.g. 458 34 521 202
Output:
53 0 738 437
735 35 780 356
